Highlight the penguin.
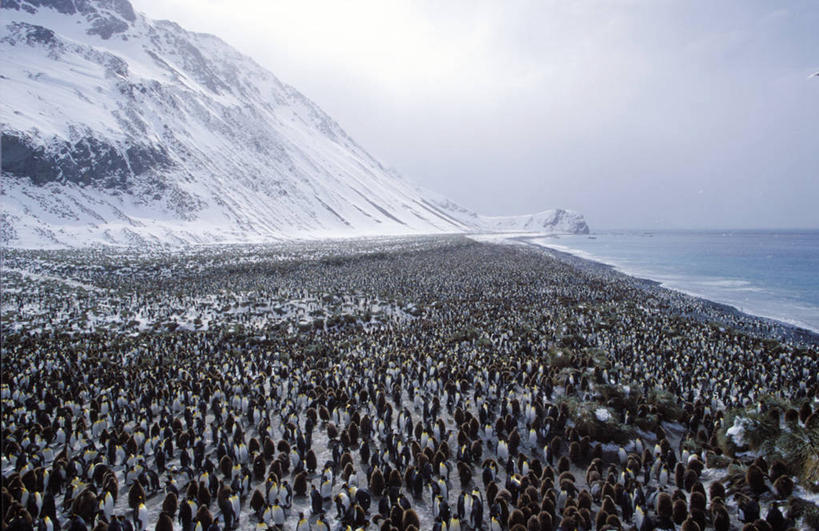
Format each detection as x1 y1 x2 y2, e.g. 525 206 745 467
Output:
296 512 310 531
310 484 323 514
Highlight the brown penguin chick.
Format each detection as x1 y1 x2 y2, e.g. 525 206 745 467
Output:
765 504 787 531
248 437 261 456
340 452 353 471
680 517 701 531
585 467 601 486
712 506 730 531
556 456 571 474
263 438 276 460
155 511 174 531
294 471 308 497
600 496 617 516
772 476 793 498
402 508 420 530
457 460 472 488
557 471 576 485
342 462 355 482
217 483 232 506
594 509 608 530
195 505 213 530
219 455 233 478
389 504 403 528
268 459 283 480
526 513 541 531
72 488 98 524
709 481 726 502
369 467 385 497
601 482 616 503
388 469 402 489
605 514 621 528
306 449 317 472
486 481 499 506
277 454 290 476
689 491 706 513
675 462 686 488
253 455 266 481
319 406 330 423
129 481 146 510
745 465 767 495
249 489 265 517
538 510 554 531
657 492 673 520
690 508 707 530
690 481 706 500
470 439 483 461
508 508 526 529
687 458 704 475
91 463 111 486
197 481 211 507
683 469 699 491
768 460 789 482
360 414 372 439
348 422 359 445
162 491 178 517
340 429 351 448
673 498 688 524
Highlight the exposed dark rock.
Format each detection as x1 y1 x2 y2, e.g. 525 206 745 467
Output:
87 14 129 39
1 0 137 40
2 133 171 189
2 22 63 51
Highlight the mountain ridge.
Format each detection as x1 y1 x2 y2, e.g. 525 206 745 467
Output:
0 0 588 248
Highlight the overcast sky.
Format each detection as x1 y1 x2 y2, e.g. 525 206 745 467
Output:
132 0 818 230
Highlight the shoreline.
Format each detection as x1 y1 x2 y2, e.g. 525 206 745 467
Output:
503 234 819 347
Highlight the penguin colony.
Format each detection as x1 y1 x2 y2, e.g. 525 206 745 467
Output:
2 237 818 531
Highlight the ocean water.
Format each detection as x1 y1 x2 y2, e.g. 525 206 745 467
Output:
530 230 819 333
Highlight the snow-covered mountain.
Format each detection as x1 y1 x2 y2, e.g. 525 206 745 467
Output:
0 0 588 248
415 187 588 235
479 209 589 234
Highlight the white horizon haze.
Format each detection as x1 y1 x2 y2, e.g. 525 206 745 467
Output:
131 0 819 230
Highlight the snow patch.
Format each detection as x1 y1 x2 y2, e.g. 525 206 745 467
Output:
726 416 748 447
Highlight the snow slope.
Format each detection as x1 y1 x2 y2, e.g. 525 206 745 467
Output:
0 0 588 248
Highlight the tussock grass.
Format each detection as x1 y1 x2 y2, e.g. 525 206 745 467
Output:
719 397 819 493
567 401 636 445
648 389 684 422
